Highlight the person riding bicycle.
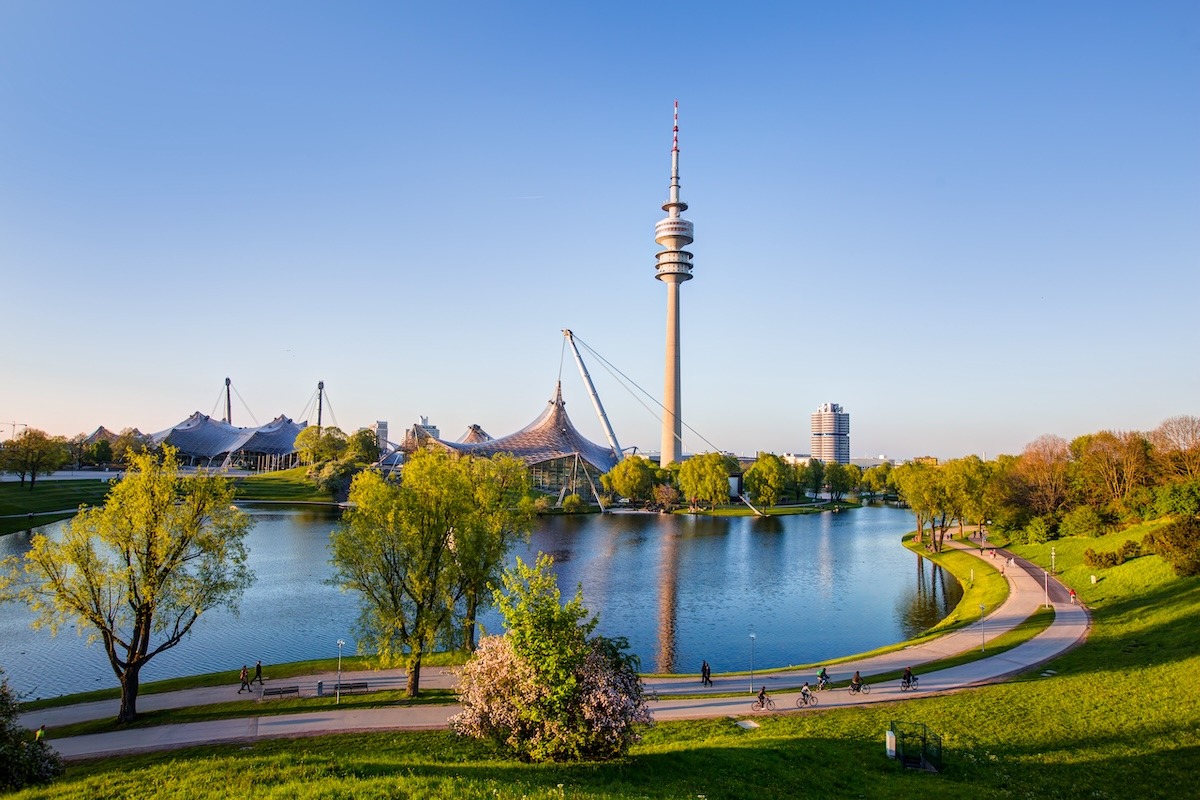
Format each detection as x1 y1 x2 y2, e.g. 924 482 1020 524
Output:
800 681 813 701
817 667 829 689
850 671 863 691
902 666 916 688
757 685 768 708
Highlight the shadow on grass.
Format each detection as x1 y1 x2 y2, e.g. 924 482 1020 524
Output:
62 725 1199 800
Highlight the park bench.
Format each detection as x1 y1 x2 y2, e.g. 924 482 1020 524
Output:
333 681 369 694
261 685 300 699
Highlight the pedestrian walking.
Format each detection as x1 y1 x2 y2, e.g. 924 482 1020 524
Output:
1069 588 1077 604
701 660 713 687
34 725 45 742
253 660 264 685
238 664 251 693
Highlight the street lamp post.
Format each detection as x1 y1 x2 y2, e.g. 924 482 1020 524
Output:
980 604 986 652
749 632 756 693
1051 546 1056 575
336 639 345 705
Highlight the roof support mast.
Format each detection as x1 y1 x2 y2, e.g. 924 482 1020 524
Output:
563 329 623 464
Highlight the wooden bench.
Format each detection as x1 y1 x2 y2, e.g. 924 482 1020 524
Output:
261 685 300 699
333 681 368 694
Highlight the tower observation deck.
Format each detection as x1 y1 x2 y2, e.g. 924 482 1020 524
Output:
656 101 694 466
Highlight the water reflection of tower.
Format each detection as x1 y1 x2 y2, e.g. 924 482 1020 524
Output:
656 521 680 673
655 101 694 467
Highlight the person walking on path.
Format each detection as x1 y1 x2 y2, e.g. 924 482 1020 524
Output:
701 661 712 687
253 660 264 685
34 724 45 742
237 665 251 693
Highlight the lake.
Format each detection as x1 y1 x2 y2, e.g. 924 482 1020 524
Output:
0 504 958 698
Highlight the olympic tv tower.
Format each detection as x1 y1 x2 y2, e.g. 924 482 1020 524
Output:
654 101 694 466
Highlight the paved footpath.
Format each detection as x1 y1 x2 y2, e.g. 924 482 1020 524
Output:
24 541 1089 760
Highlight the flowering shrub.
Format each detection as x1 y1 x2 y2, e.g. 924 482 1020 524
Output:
450 555 652 761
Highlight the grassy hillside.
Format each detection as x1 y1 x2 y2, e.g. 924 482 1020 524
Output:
230 466 333 503
12 521 1198 799
0 468 331 536
0 480 115 535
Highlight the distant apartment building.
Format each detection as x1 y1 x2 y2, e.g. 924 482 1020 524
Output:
810 403 850 464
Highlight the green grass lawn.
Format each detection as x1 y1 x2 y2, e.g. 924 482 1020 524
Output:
0 469 331 536
0 480 115 535
230 467 333 503
12 520 1197 799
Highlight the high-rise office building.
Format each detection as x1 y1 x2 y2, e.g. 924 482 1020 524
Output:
811 403 850 464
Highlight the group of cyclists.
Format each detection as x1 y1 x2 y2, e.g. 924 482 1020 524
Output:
752 666 918 710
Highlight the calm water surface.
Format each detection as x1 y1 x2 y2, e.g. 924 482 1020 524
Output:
0 504 958 698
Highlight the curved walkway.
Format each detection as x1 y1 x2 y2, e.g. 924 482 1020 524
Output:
24 542 1090 760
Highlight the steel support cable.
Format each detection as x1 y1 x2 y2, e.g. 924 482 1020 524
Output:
230 383 260 427
570 334 724 455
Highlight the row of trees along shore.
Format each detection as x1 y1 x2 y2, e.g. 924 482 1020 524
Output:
889 416 1200 569
602 451 863 511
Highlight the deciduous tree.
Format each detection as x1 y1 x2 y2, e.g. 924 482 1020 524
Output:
600 455 656 503
0 429 68 489
451 554 651 762
743 452 789 507
0 449 254 723
677 452 731 509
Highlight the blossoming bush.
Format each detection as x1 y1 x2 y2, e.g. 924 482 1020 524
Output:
450 554 652 761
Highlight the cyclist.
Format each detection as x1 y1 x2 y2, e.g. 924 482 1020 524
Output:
850 671 863 692
817 667 830 690
902 666 916 689
800 681 814 703
757 685 768 709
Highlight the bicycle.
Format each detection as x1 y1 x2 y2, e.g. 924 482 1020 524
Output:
795 690 819 708
847 681 871 695
816 676 831 691
900 676 918 692
750 696 776 712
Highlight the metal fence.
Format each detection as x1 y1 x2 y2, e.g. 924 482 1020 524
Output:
891 721 943 772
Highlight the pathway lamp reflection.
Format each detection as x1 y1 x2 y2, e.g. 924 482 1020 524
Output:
336 639 345 705
980 604 986 652
749 631 756 693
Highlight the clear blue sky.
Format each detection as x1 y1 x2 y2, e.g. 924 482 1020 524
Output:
2 1 1197 461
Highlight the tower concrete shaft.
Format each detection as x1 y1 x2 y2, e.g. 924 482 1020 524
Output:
654 101 694 466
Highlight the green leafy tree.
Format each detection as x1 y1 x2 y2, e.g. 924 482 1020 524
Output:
1060 504 1108 538
87 439 113 466
678 452 731 509
110 428 150 465
825 461 856 502
0 449 254 723
1144 516 1200 576
294 426 348 465
330 450 532 692
862 462 893 498
601 455 656 503
451 554 651 762
331 456 462 695
0 429 68 489
803 458 825 498
1154 479 1200 518
449 455 534 651
345 427 382 464
0 671 63 790
743 452 789 507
